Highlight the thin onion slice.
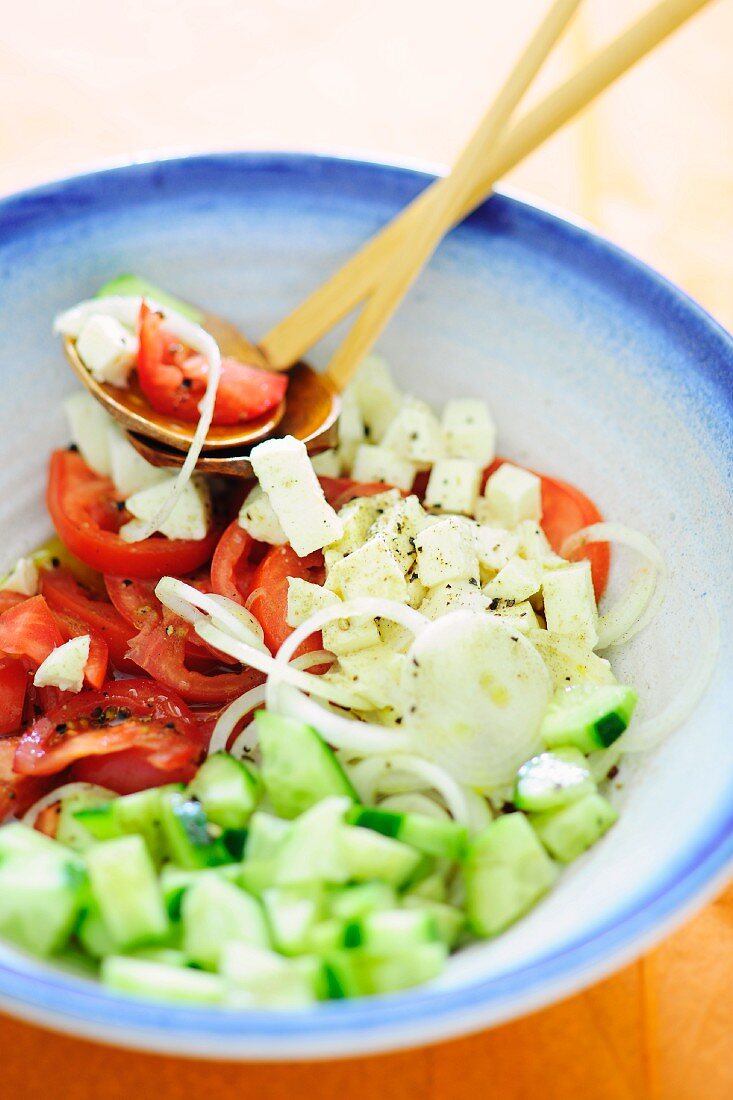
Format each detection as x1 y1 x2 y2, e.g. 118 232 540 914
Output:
207 685 268 757
55 295 222 544
156 578 267 650
342 752 472 825
275 683 414 755
460 787 494 835
378 793 451 820
21 782 116 827
562 522 668 649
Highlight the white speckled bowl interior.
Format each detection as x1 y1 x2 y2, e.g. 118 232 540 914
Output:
0 154 730 1059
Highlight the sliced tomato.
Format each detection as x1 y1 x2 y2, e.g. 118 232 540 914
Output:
0 736 54 822
0 591 29 614
0 657 28 735
47 450 219 579
51 610 109 689
137 303 288 426
126 620 264 705
318 477 396 511
13 679 203 792
0 595 64 667
40 566 137 672
247 544 325 656
210 520 263 605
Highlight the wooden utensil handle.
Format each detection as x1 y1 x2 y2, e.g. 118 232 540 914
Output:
260 0 714 371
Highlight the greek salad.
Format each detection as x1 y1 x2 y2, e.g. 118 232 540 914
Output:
0 276 671 1008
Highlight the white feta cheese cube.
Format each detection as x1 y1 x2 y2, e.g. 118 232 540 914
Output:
286 578 340 628
424 458 481 515
441 398 496 466
481 463 542 528
76 314 138 388
107 423 168 497
124 476 211 541
64 392 113 476
483 556 543 602
351 355 401 442
351 444 417 492
370 495 425 571
419 580 489 620
532 632 614 689
33 635 90 693
325 534 408 603
324 491 401 569
0 557 39 596
380 398 444 464
414 516 480 588
541 561 598 648
238 486 287 546
250 435 343 557
335 646 406 711
310 449 341 477
486 599 539 633
376 619 414 652
473 525 521 573
515 520 565 566
405 569 426 609
322 614 381 656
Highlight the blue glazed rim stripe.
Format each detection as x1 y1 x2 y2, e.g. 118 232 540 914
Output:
0 152 730 1045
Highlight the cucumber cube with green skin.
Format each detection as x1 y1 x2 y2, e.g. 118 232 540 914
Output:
273 797 352 886
342 908 440 952
126 947 188 968
74 784 183 862
405 871 448 903
541 684 638 753
340 825 423 888
262 886 325 955
77 900 117 959
102 956 225 1004
221 942 320 1007
96 274 203 323
245 811 291 861
239 859 279 896
57 790 113 852
514 748 596 812
464 813 557 937
326 942 447 997
85 834 169 950
159 863 242 919
256 711 357 820
328 882 397 921
188 752 260 830
305 919 344 956
530 793 619 863
403 897 466 947
0 853 87 956
72 803 119 842
0 822 69 863
346 805 468 860
182 874 269 970
158 792 232 869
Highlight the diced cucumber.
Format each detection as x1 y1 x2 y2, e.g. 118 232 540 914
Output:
102 956 224 1004
188 752 260 830
126 947 187 967
85 835 169 949
74 785 182 862
221 828 249 861
0 852 87 956
239 859 279 896
159 863 242 919
159 792 232 869
256 711 357 819
464 813 557 937
221 942 320 1007
262 886 325 956
541 684 638 752
403 897 465 947
273 798 351 886
340 825 422 888
342 908 439 952
73 803 119 842
245 811 291 861
530 793 619 863
346 805 468 860
327 942 447 997
305 919 344 955
514 748 596 812
0 822 68 863
57 790 112 852
405 871 447 903
182 874 269 970
77 900 117 959
96 274 203 323
329 882 397 921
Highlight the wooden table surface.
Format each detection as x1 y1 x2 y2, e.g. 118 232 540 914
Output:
0 1 731 1096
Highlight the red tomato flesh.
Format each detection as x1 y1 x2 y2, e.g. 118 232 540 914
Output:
0 595 64 667
0 657 28 735
41 566 138 672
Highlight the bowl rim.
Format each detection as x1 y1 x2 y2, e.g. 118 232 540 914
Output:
0 150 731 1060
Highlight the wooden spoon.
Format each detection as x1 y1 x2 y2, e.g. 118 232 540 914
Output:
62 305 338 453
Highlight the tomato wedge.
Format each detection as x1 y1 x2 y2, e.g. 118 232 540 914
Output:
126 619 264 705
0 657 28 735
0 736 54 822
0 595 64 667
210 520 263 605
247 544 325 656
51 610 108 689
47 450 219 579
13 679 203 793
137 303 288 425
0 591 29 614
41 566 137 673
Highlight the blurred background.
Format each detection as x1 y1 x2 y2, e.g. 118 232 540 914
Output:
1 0 731 325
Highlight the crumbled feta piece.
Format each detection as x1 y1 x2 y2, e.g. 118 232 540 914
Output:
515 520 565 566
310 449 341 477
424 458 481 515
76 314 138 388
322 614 381 656
286 578 339 628
0 557 39 597
480 464 542 528
324 491 401 569
380 398 444 464
351 356 401 442
483 556 543 602
33 635 90 693
107 424 168 497
414 516 480 588
64 392 113 476
335 646 406 711
419 580 489 620
486 598 539 633
376 619 414 652
325 535 408 603
441 399 496 466
124 476 211 541
532 632 614 689
541 561 598 648
250 435 343 557
369 495 425 571
405 569 426 609
238 486 287 546
351 444 417 492
473 525 521 574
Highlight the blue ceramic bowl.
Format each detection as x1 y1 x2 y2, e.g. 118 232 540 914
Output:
0 153 731 1059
